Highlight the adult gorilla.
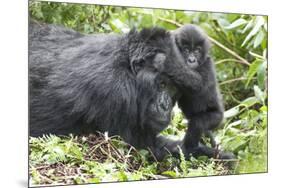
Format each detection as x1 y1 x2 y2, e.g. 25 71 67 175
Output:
29 21 200 160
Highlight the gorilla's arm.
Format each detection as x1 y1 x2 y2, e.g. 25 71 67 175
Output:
164 62 203 92
158 40 204 92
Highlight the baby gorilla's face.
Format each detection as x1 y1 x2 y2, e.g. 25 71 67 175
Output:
180 42 203 68
174 24 210 69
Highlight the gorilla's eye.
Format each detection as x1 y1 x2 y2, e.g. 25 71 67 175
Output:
160 81 166 89
194 46 202 54
138 59 145 65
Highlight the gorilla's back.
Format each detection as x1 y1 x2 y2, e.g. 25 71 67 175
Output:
29 21 135 137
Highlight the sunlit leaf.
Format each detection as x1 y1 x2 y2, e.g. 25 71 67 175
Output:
227 120 242 128
224 18 247 29
87 177 100 183
254 30 265 48
254 85 265 103
162 170 177 178
246 60 262 88
242 16 265 47
217 18 230 27
224 106 240 118
241 96 259 108
110 19 129 33
242 19 254 33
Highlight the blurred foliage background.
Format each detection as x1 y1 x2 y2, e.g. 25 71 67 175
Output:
29 1 268 186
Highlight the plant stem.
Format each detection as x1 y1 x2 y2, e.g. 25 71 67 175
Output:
220 77 256 86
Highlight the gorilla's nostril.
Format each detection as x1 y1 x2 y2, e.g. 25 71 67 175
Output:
188 57 196 63
158 94 172 111
160 103 168 111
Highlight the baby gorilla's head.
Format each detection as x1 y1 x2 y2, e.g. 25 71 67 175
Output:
173 24 211 69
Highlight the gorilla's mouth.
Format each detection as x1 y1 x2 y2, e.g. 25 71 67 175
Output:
186 60 199 68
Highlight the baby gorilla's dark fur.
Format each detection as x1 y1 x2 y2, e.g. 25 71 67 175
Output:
29 21 195 160
170 24 235 159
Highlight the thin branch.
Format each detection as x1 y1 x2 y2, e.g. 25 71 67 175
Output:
220 77 246 85
249 51 264 60
219 77 256 86
215 58 245 65
208 37 250 66
158 17 182 27
157 17 251 66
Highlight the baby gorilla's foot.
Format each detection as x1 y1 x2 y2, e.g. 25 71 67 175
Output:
183 144 236 160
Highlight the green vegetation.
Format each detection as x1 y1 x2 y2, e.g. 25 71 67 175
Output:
29 1 267 186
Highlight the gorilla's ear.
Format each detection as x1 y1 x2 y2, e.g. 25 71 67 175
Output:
130 53 166 75
130 59 145 75
152 53 166 72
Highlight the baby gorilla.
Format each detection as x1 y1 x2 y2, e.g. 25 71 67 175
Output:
169 24 235 159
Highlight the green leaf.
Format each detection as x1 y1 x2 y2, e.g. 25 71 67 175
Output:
215 17 230 27
110 19 129 33
87 177 100 183
227 120 242 128
242 19 254 33
254 30 265 48
254 85 265 103
246 60 262 88
260 105 267 112
241 96 259 108
224 18 247 29
116 171 128 181
162 171 177 178
225 136 248 152
224 106 240 119
242 16 265 47
257 60 267 89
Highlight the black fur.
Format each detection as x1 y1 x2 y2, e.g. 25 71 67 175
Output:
29 21 192 160
170 24 235 159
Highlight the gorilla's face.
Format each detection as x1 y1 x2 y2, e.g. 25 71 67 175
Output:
145 74 179 133
179 42 204 68
174 24 210 69
151 76 178 116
